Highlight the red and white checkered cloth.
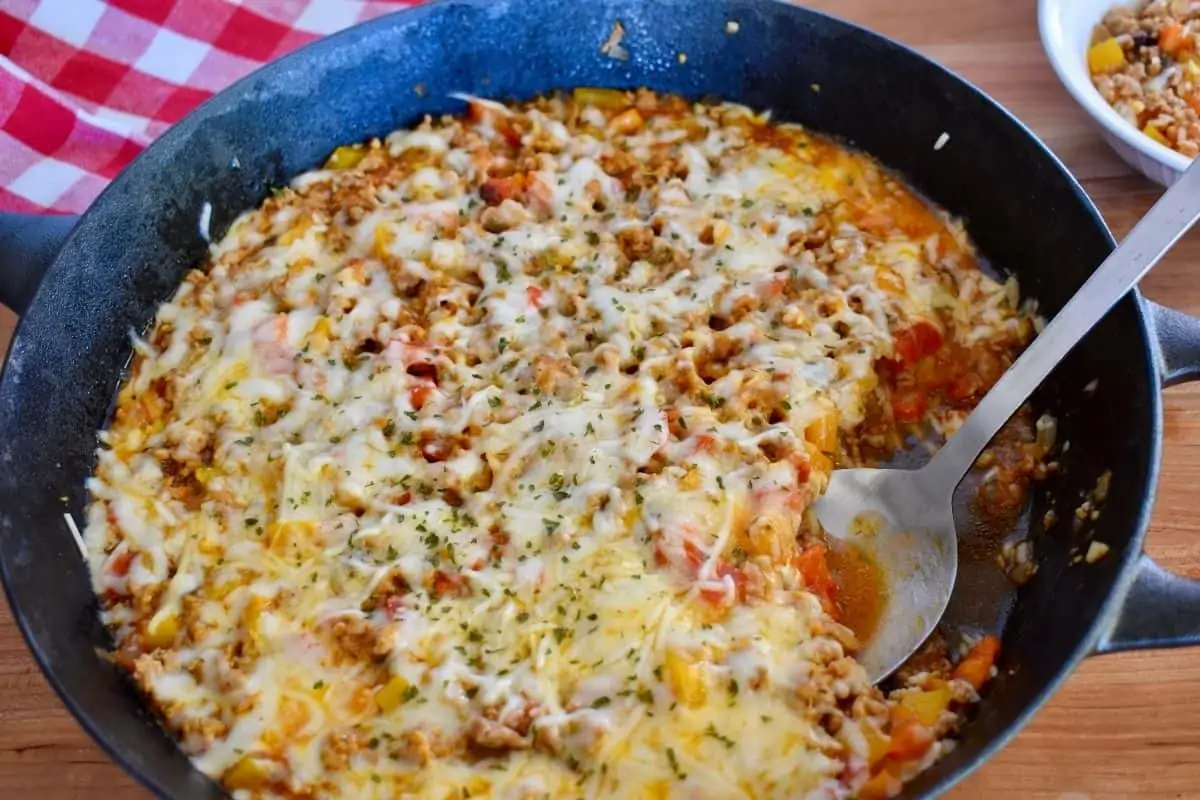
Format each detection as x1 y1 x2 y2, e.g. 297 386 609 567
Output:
0 0 419 213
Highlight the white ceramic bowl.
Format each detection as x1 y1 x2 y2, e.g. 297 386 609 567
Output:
1039 0 1192 186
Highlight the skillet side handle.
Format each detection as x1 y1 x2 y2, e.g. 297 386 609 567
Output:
1094 299 1200 654
1149 300 1200 387
0 212 78 315
1094 555 1200 653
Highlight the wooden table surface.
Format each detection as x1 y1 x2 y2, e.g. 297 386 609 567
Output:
2 0 1200 797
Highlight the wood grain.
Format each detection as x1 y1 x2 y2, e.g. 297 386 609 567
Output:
2 0 1199 796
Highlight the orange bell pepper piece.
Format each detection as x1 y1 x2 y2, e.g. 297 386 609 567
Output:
953 634 1001 690
1159 23 1192 57
886 717 934 761
794 543 838 614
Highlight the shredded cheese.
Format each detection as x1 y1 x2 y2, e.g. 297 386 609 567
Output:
85 90 1033 800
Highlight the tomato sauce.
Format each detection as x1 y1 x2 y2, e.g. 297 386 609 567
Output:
827 542 889 643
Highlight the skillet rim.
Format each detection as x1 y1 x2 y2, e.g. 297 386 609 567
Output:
0 0 1160 797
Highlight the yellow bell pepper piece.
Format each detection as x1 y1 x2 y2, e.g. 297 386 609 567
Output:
240 595 266 653
325 144 366 170
1143 122 1171 147
373 224 396 258
896 686 953 727
858 770 901 800
278 694 311 736
278 214 312 246
608 108 645 135
804 407 840 453
572 87 628 109
1087 38 1126 75
142 611 179 650
374 675 412 712
224 756 271 790
863 723 891 765
461 777 492 798
767 157 798 179
305 315 334 355
664 648 707 708
265 520 316 553
804 441 834 476
875 267 906 295
710 219 731 246
645 780 671 800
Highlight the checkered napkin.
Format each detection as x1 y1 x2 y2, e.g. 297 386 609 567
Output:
0 0 417 213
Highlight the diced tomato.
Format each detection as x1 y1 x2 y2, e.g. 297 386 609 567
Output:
715 561 748 603
946 373 982 402
498 123 523 148
526 285 544 308
890 390 926 423
465 100 492 123
109 550 135 578
384 594 406 620
406 361 438 383
653 528 707 578
419 435 452 463
793 453 812 484
953 634 1001 690
489 529 510 561
430 570 468 599
691 433 718 454
250 314 294 376
466 100 523 147
760 276 787 299
699 562 747 606
525 175 555 216
480 174 526 206
793 543 838 614
892 320 943 367
409 383 434 411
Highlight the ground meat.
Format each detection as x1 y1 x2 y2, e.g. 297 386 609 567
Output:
467 716 530 752
329 617 390 662
481 199 528 233
617 225 655 260
321 730 364 771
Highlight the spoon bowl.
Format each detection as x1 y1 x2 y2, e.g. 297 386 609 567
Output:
817 466 957 681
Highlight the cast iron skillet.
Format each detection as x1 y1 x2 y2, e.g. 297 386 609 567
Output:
1 0 1199 797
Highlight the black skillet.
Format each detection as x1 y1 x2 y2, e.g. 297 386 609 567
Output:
1 0 1199 797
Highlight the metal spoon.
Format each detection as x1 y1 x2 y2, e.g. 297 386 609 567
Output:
815 158 1200 683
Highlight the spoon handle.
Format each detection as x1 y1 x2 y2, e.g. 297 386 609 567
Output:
924 158 1200 490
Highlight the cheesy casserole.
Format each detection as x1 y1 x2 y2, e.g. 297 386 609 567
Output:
84 89 1038 799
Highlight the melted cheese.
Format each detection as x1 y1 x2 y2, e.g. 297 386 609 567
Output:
85 91 1031 800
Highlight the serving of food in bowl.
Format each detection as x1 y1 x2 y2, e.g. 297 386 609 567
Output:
2 0 1200 799
1041 0 1197 184
1087 0 1200 158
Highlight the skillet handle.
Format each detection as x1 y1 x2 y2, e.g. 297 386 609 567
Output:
0 212 78 315
1094 555 1200 653
1093 299 1200 653
1150 300 1200 386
